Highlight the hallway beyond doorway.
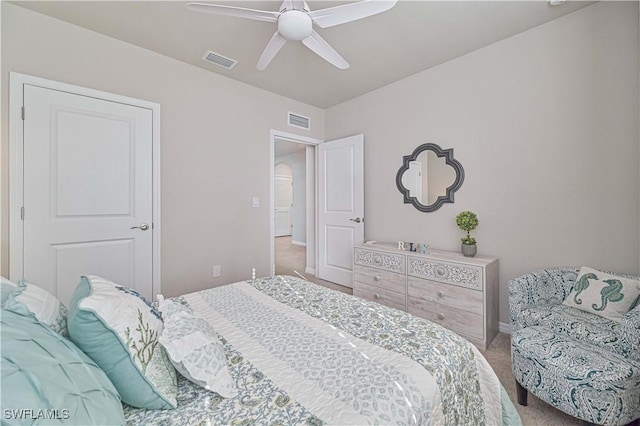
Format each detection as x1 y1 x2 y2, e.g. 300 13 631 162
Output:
274 236 351 295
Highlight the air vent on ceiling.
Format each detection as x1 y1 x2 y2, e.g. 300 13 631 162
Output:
288 112 311 131
202 50 237 70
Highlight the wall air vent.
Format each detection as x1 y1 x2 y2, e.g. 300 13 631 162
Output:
202 50 237 70
288 112 311 131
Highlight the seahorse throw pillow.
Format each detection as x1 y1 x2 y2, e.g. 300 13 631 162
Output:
68 275 177 409
563 266 640 322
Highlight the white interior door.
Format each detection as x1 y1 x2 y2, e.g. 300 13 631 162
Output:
402 160 423 200
274 175 293 237
20 84 154 305
317 134 364 287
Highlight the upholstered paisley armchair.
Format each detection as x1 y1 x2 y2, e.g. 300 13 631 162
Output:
509 267 640 426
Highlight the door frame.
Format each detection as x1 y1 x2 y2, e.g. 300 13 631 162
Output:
269 129 322 277
9 72 162 297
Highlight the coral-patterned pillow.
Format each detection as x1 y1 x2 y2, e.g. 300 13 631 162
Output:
68 275 177 409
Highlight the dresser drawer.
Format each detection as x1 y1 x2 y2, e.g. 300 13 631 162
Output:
354 264 405 294
407 276 483 316
355 247 405 274
408 297 484 339
354 281 406 311
407 256 482 290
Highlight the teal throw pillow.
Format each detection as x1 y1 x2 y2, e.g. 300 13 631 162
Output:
563 266 640 322
1 310 125 425
5 280 68 337
1 277 18 308
68 276 177 410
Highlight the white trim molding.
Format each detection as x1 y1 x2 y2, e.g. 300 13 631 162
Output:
499 322 512 335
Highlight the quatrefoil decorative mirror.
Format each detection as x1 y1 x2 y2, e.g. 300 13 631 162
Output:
396 143 465 212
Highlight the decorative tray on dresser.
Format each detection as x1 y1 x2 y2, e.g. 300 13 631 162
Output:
353 242 499 350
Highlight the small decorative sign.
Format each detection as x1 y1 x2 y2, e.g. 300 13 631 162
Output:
397 241 429 254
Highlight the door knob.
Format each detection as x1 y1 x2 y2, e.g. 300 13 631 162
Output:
349 217 363 223
131 223 150 231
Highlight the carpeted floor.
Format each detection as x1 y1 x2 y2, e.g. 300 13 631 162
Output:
275 236 580 425
274 236 351 294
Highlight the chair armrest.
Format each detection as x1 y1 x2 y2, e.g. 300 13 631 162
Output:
620 304 640 359
508 267 579 330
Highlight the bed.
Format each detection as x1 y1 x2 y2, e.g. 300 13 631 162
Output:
124 275 521 425
1 274 521 425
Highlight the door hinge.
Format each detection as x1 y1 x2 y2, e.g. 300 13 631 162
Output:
21 106 25 120
20 206 25 220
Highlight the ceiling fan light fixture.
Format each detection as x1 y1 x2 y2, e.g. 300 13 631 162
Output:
188 0 398 70
278 10 312 41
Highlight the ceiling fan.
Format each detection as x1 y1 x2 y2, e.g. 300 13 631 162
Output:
187 0 398 70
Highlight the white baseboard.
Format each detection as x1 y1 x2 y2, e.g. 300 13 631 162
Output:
292 240 306 247
305 267 315 275
499 322 512 335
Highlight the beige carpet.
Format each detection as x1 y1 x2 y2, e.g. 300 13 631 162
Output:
274 236 350 294
275 236 578 425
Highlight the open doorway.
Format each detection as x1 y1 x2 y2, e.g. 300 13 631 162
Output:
270 131 351 294
273 139 311 280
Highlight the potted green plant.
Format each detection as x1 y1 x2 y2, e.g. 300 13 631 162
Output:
456 211 479 257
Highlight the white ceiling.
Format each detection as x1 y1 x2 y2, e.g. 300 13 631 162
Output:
12 0 594 108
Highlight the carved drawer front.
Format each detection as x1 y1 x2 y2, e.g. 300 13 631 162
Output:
355 247 405 274
407 256 482 290
407 277 483 316
354 265 405 294
408 297 484 339
354 282 406 311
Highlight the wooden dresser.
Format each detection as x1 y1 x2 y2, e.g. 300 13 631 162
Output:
353 243 499 349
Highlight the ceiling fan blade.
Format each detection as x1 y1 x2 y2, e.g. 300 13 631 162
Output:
309 0 397 29
302 30 349 69
257 32 288 70
187 3 279 23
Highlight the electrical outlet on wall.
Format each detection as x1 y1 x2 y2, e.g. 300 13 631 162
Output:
212 265 221 277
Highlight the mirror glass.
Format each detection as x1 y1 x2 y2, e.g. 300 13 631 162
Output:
400 150 456 206
396 143 464 212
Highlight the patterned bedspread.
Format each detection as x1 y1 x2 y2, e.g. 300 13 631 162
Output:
124 276 521 425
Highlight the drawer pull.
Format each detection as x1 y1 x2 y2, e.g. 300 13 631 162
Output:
374 293 381 300
374 275 381 281
437 291 445 298
437 313 445 320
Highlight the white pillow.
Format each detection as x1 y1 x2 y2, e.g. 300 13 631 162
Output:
5 280 69 337
563 266 640 322
159 299 236 398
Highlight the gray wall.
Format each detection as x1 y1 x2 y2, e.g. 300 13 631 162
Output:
2 2 638 327
325 2 639 325
1 3 325 297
